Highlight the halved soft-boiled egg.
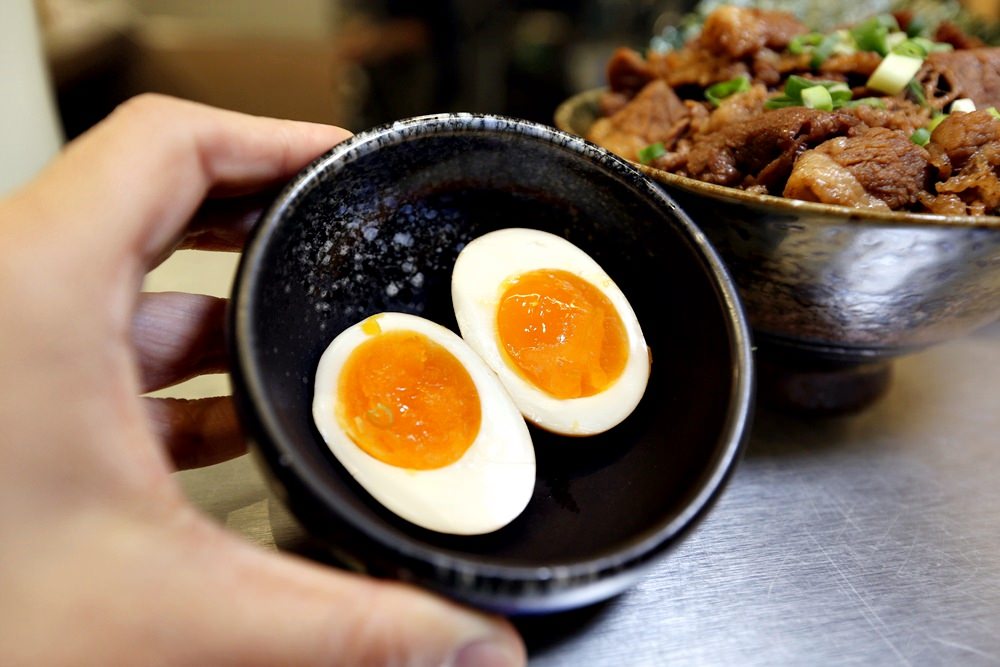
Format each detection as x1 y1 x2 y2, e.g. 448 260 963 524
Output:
312 312 535 535
452 228 651 436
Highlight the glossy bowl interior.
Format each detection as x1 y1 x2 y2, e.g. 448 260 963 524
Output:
229 113 754 614
555 89 1000 367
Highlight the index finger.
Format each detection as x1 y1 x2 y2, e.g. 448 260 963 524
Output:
20 94 351 279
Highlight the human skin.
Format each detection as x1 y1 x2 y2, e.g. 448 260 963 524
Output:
0 94 525 667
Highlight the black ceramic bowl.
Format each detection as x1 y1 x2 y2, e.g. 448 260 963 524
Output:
229 113 754 614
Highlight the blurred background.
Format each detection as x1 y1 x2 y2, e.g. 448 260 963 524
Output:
20 0 998 143
37 0 700 141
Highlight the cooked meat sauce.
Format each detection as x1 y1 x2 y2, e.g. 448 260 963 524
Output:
587 6 1000 215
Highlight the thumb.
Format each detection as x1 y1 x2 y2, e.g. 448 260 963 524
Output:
164 516 527 667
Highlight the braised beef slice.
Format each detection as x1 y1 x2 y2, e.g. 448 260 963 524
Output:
936 143 1000 213
605 47 655 96
598 91 631 118
698 6 808 59
842 98 930 136
926 141 953 180
586 79 691 161
682 107 860 191
917 191 970 215
920 49 1000 111
651 46 750 89
699 84 769 135
929 109 1000 172
750 50 801 86
817 51 883 78
784 149 890 210
817 127 930 209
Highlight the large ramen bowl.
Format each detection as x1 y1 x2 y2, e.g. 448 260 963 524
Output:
557 89 1000 412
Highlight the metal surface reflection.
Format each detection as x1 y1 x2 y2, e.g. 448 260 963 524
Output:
672 194 1000 361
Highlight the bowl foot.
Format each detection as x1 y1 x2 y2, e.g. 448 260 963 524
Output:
757 352 893 415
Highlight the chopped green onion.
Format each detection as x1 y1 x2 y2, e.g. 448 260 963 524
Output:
810 33 841 67
802 85 834 110
906 15 928 38
705 76 751 107
911 127 931 145
988 107 1000 120
914 36 953 53
763 96 799 110
907 78 928 107
867 52 925 95
784 76 847 99
893 37 953 58
789 32 824 55
789 31 854 65
765 77 857 110
950 98 976 113
851 15 899 56
828 83 853 105
928 113 948 131
638 142 666 165
886 31 908 53
845 97 888 109
784 75 814 99
892 38 928 58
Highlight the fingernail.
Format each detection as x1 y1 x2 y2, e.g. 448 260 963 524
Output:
452 639 521 667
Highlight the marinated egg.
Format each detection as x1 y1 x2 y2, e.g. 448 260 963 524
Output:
312 312 535 535
452 228 650 435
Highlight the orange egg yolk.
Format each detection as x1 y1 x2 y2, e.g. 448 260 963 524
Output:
336 329 481 470
496 269 628 399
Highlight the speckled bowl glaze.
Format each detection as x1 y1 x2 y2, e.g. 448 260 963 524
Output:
229 113 754 614
557 90 1000 411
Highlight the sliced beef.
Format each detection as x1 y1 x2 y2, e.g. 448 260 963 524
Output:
929 110 1000 172
650 45 750 89
784 150 891 210
841 98 931 136
925 141 953 179
587 79 691 162
935 142 1000 214
698 84 769 135
598 91 631 118
681 107 860 192
750 48 787 87
698 6 808 59
785 127 930 210
918 48 1000 111
917 191 972 215
605 47 655 96
756 51 810 80
817 51 883 78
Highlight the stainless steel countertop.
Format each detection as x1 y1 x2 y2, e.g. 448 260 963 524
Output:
179 319 1000 666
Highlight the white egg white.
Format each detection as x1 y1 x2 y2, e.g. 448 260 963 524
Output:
312 312 535 535
452 228 650 436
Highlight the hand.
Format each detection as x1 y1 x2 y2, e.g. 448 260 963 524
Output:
0 94 525 667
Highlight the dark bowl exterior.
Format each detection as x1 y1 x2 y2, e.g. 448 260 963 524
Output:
229 113 754 614
556 90 1000 364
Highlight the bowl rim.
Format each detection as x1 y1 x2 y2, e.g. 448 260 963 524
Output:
230 111 755 588
555 88 1000 230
